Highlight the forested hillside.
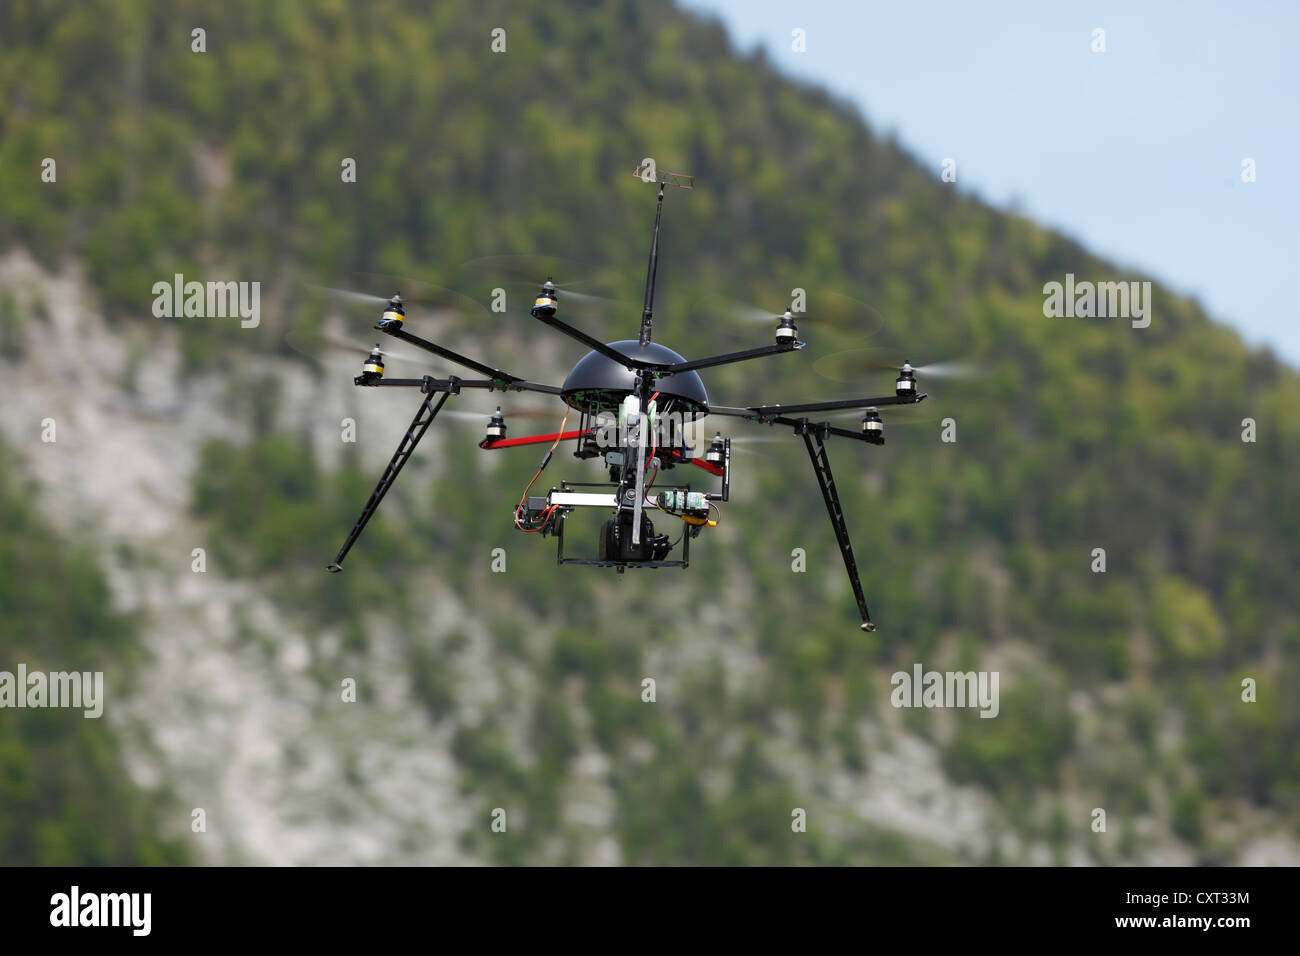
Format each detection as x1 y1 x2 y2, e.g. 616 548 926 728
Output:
1 0 1296 864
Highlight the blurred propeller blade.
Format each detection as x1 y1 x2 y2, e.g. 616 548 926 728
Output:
456 254 635 321
800 291 886 338
684 432 790 445
826 403 943 427
681 429 794 461
813 347 988 385
309 285 390 308
284 322 436 368
690 298 785 325
296 274 494 355
690 290 885 349
350 271 492 321
911 359 986 380
459 254 601 292
813 347 906 382
441 407 557 423
558 287 632 309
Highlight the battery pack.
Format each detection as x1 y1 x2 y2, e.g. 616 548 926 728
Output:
655 490 708 514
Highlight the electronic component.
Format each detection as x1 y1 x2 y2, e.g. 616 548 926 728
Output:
655 489 708 514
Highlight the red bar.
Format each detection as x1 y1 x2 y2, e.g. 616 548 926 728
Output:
479 429 591 450
671 448 723 476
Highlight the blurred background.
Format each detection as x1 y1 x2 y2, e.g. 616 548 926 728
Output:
0 0 1296 865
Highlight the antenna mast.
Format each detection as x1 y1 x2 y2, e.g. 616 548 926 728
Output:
633 163 693 347
639 184 664 346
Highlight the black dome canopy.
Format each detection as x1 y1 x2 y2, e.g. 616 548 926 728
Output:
561 340 708 417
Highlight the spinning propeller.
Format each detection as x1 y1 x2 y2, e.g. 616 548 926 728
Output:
458 254 634 322
310 272 491 333
690 290 885 348
285 325 431 367
813 347 986 384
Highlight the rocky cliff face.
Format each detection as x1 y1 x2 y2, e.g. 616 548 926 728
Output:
4 250 474 863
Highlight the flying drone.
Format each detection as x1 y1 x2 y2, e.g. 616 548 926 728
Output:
324 167 933 631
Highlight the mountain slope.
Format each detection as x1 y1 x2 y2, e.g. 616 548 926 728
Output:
1 0 1297 864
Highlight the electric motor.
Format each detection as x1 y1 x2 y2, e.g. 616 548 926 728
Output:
358 346 385 383
378 294 405 329
861 407 884 444
775 310 799 345
895 362 917 397
531 279 558 318
705 432 725 465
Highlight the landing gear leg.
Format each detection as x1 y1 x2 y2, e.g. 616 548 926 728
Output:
800 424 876 631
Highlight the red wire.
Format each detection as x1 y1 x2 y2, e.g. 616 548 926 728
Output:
513 390 661 531
514 407 570 532
513 470 558 533
644 392 660 485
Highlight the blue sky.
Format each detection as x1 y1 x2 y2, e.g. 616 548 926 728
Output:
682 0 1300 365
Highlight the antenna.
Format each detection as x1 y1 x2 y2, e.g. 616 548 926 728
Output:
634 162 693 346
639 184 664 346
633 168 694 190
